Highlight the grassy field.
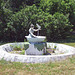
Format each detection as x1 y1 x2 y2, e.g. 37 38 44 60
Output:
0 43 75 75
0 56 75 75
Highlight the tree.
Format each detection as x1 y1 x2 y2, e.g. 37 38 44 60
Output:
7 5 40 41
40 0 75 27
7 5 73 41
0 0 74 42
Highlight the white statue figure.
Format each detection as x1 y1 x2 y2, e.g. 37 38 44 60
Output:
29 24 41 38
25 23 46 42
25 24 46 55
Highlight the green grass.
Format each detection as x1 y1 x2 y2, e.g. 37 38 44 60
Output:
62 43 75 47
0 57 75 75
0 41 75 75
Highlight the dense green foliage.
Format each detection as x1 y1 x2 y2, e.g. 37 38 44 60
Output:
0 0 75 42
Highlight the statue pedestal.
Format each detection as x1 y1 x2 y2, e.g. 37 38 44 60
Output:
25 42 46 55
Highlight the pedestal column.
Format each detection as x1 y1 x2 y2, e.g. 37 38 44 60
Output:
25 42 46 55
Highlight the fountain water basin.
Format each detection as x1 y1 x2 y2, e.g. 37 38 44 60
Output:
25 36 46 42
25 35 46 55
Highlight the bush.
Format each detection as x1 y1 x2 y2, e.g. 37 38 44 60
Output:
8 5 73 41
8 5 43 41
40 0 75 28
0 0 74 42
45 12 73 41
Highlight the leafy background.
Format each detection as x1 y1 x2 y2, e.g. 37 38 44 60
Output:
0 0 75 42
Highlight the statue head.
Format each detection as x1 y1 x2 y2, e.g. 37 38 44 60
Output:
30 24 34 28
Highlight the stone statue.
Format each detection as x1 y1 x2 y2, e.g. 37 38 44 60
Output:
25 23 46 42
25 24 46 55
29 24 41 38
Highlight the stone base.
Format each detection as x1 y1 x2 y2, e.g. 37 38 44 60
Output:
25 42 46 55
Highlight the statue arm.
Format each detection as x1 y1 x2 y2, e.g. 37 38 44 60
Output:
32 28 40 32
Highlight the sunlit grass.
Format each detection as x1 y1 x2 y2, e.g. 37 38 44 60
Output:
0 56 75 75
63 43 75 47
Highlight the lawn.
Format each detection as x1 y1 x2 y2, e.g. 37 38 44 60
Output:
62 43 75 47
0 56 75 75
0 42 75 75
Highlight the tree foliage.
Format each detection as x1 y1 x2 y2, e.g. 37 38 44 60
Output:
0 0 75 42
40 0 75 25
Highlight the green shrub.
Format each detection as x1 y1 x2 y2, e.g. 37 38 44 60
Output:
0 0 74 42
20 50 25 55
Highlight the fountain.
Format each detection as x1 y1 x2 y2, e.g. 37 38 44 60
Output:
25 24 46 55
0 24 75 63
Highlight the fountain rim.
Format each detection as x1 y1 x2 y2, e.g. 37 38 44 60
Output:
0 42 75 63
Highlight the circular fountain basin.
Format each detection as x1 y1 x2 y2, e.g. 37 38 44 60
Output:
25 36 46 42
0 42 75 63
